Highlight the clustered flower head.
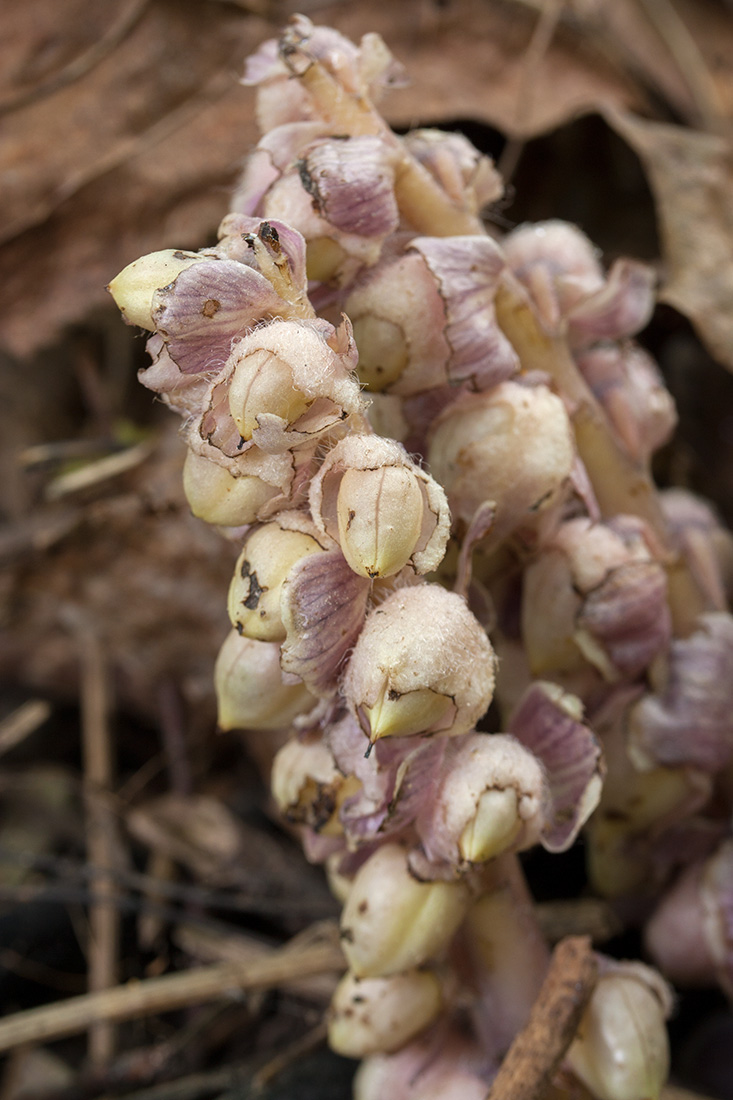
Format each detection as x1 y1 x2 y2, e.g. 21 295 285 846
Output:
109 14 733 1099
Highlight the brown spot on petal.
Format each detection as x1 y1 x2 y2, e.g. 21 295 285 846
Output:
297 158 324 214
358 900 368 914
202 298 221 318
259 221 281 251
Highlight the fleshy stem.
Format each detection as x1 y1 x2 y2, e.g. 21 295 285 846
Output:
284 48 486 236
494 274 709 637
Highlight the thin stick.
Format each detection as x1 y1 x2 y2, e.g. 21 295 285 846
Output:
487 936 597 1100
0 939 344 1054
76 617 120 1065
0 700 51 757
251 1019 328 1089
45 442 153 501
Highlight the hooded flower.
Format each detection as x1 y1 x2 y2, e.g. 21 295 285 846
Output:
345 236 519 395
108 217 312 416
521 516 671 682
428 379 576 544
341 584 496 747
503 219 656 348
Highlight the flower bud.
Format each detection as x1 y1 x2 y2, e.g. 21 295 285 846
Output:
326 853 354 904
183 451 279 528
255 134 401 284
428 381 575 542
646 839 733 997
219 318 364 454
661 488 733 612
341 585 496 746
227 517 323 641
629 612 733 773
460 788 521 862
576 343 676 463
509 682 604 853
337 466 424 579
584 698 710 897
566 962 671 1100
644 859 717 988
107 250 205 330
463 883 551 1054
214 630 314 731
403 128 503 213
310 435 450 579
242 17 405 132
328 969 442 1057
340 843 469 977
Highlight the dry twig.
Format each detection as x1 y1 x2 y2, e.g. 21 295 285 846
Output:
0 700 51 757
73 613 122 1064
0 936 344 1055
487 935 598 1100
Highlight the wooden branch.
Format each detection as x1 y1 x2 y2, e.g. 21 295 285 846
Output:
488 935 598 1100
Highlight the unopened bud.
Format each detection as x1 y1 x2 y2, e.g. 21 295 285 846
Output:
310 435 450 578
199 318 365 455
337 466 424 579
326 853 354 905
354 1031 489 1100
183 451 279 527
350 315 409 391
107 250 205 330
566 962 671 1100
346 237 517 395
340 843 469 977
328 969 442 1057
227 519 323 641
215 630 314 731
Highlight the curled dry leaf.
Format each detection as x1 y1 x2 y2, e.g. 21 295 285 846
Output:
0 0 651 357
606 109 733 371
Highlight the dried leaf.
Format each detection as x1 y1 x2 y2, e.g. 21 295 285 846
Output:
607 108 733 370
0 426 235 727
0 0 647 358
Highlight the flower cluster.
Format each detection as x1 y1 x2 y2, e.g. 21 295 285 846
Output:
109 15 733 1099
